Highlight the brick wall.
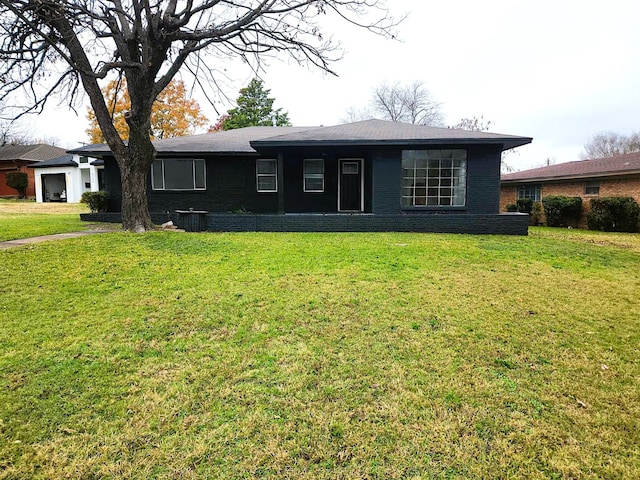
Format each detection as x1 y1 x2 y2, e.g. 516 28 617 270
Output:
81 211 529 235
0 165 37 198
499 185 518 210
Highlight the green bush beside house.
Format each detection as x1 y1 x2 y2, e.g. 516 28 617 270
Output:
587 197 640 232
81 191 110 213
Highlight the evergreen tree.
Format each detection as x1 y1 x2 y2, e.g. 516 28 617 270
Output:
223 79 291 130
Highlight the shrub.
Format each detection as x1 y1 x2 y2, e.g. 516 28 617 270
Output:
530 201 543 226
5 171 28 199
586 197 639 232
516 198 533 214
542 196 582 227
505 204 518 212
81 191 109 213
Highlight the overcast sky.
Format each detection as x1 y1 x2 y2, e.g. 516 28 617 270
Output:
27 0 640 171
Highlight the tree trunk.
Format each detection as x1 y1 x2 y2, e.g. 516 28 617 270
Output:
117 155 154 232
112 122 155 231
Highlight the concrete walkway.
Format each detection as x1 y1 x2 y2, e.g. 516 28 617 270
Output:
0 230 112 250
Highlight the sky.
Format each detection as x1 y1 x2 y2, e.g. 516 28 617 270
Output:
25 0 640 172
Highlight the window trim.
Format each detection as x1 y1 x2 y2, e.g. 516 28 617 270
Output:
303 158 325 193
584 180 600 196
517 184 541 202
256 158 278 193
401 149 467 208
151 158 206 191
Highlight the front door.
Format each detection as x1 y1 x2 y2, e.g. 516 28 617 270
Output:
338 159 363 212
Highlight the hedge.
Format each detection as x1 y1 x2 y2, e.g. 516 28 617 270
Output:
542 196 582 227
81 191 110 213
586 197 639 232
5 171 28 199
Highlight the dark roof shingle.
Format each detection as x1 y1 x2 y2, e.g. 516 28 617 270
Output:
70 120 532 157
502 152 640 183
29 154 78 168
0 144 67 162
251 119 532 151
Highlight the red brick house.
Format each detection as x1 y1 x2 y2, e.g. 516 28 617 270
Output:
500 152 640 227
0 144 67 198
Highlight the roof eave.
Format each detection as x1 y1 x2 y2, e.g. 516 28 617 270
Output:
29 162 78 168
501 169 640 184
252 137 532 150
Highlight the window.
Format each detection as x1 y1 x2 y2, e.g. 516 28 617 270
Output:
304 159 324 192
151 158 206 190
402 149 467 207
517 184 541 202
342 162 359 175
79 156 89 164
584 180 600 195
256 159 277 192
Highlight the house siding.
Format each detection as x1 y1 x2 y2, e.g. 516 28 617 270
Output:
0 165 37 198
466 146 502 214
104 156 279 214
371 150 401 214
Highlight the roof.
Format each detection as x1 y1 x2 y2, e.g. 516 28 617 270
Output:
251 119 532 151
69 126 318 157
501 152 640 183
0 144 67 162
29 154 78 168
70 120 531 158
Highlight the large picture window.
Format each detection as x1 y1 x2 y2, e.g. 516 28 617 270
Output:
517 184 541 202
256 159 277 192
304 159 324 192
402 149 467 207
152 158 206 191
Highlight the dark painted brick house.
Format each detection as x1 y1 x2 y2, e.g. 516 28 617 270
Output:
74 119 532 234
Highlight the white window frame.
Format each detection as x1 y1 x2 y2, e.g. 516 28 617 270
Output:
517 184 541 202
401 149 467 207
304 158 325 193
151 158 206 191
256 159 277 193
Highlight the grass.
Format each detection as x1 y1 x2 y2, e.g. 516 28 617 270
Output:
0 221 639 478
0 200 91 242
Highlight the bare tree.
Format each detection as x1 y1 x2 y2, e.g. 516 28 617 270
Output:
370 80 443 126
0 1 399 231
451 116 493 132
340 105 375 123
581 131 640 159
0 103 49 146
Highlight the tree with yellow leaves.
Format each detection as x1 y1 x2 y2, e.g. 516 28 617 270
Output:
86 79 207 143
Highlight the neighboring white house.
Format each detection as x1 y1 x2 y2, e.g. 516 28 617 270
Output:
30 154 104 203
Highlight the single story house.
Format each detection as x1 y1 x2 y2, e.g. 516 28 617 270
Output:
73 119 533 234
29 154 105 203
0 144 67 198
500 152 640 227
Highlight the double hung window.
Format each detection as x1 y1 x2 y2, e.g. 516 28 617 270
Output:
304 159 324 192
256 159 277 192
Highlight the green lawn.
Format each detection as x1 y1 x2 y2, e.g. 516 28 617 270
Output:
0 201 89 242
1 227 639 479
